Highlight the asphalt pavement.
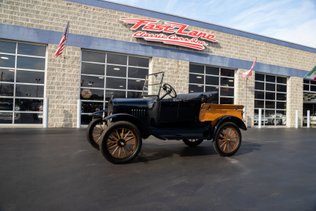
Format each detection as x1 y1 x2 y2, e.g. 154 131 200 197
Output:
1 128 316 211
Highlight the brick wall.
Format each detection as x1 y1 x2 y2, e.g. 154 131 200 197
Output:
286 77 303 127
235 69 255 127
46 45 81 127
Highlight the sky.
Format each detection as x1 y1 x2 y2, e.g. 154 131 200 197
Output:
107 0 316 48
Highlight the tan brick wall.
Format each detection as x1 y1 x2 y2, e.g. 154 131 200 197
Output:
46 45 81 127
286 77 303 127
1 0 316 72
235 69 255 127
150 57 189 95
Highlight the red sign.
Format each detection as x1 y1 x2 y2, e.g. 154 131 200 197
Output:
121 18 217 51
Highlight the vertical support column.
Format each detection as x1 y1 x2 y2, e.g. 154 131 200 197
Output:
307 110 310 128
235 69 255 127
286 77 303 128
258 108 262 129
43 97 48 128
77 99 81 129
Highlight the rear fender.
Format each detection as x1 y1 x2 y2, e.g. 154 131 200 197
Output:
212 116 247 140
105 113 149 138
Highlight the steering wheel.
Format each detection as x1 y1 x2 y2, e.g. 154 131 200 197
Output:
161 83 177 99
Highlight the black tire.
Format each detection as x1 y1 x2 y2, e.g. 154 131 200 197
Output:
99 121 142 164
86 118 107 150
213 122 241 156
183 139 203 147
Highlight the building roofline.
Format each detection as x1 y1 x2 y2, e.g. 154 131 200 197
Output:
67 0 316 54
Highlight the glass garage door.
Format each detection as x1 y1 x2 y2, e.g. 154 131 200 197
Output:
254 73 287 127
0 40 46 124
303 79 316 127
189 63 235 104
80 50 149 124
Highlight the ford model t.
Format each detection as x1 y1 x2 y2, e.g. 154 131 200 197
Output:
87 72 246 164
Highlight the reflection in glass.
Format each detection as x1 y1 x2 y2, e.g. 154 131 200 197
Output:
189 74 204 84
15 99 43 111
17 56 45 70
220 87 234 96
128 67 148 78
128 79 144 90
220 97 234 104
206 66 219 75
0 98 13 110
255 82 264 90
80 88 104 100
81 101 104 113
277 77 287 84
14 113 42 124
189 64 204 74
255 91 264 99
18 43 46 56
265 92 275 100
82 50 105 63
0 83 14 96
0 69 14 82
255 74 264 81
0 41 16 54
266 83 275 91
277 85 286 92
206 76 219 85
189 84 203 93
129 56 149 67
265 101 275 109
277 93 286 101
16 70 44 84
0 112 13 123
106 78 126 89
127 92 142 98
221 78 234 87
81 63 104 75
221 68 234 77
105 90 126 101
107 65 126 77
107 53 127 65
255 100 264 108
0 54 15 68
81 75 104 88
16 84 44 97
266 75 275 82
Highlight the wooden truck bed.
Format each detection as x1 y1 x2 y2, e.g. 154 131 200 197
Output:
199 103 244 122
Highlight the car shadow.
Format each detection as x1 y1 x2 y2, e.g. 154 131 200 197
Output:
134 141 261 163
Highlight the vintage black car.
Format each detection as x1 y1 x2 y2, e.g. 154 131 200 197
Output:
87 72 246 164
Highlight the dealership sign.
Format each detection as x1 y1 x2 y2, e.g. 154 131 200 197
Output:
121 18 217 51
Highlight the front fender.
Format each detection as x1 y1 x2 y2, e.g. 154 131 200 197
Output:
105 113 149 138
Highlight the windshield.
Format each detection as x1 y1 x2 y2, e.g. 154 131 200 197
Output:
142 72 164 98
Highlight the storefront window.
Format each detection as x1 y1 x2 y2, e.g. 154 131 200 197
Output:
0 40 45 124
80 50 149 124
189 63 235 104
254 73 287 127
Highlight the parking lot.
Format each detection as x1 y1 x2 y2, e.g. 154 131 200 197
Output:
1 128 316 211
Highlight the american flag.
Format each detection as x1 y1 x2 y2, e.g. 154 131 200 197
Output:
242 57 257 78
53 22 69 58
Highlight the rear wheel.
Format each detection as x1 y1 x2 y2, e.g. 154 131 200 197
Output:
213 122 241 156
87 118 107 150
183 139 203 147
100 121 142 164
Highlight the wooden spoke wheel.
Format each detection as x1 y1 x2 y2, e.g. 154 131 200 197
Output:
213 122 241 156
183 139 203 147
100 121 142 164
87 118 107 150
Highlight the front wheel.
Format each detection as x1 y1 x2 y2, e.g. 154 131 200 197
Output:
213 122 241 156
100 121 142 164
86 118 107 150
183 139 203 147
